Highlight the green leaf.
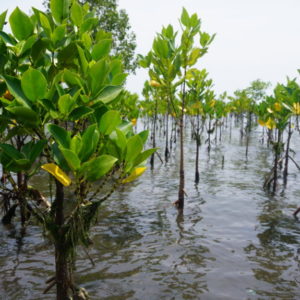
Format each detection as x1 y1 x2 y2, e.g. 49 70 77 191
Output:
60 148 81 171
21 140 46 163
57 42 78 66
0 31 17 45
153 38 169 59
125 135 143 162
99 110 121 135
91 39 112 61
51 142 70 171
187 48 202 66
69 106 93 121
70 134 82 155
46 123 71 149
79 17 98 34
21 68 47 102
6 106 39 126
15 158 30 168
81 32 92 49
58 94 76 115
71 1 83 27
118 121 133 136
133 148 157 167
50 0 71 24
9 7 34 41
138 130 149 144
31 38 48 63
96 86 123 104
78 124 99 162
39 13 52 37
181 8 190 27
200 32 215 47
79 155 117 181
110 128 127 152
1 74 30 107
63 69 84 88
20 35 37 56
52 25 66 44
89 59 109 95
111 73 127 86
77 45 89 75
0 143 24 160
0 10 7 31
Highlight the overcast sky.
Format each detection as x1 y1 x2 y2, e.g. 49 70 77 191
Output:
2 0 300 97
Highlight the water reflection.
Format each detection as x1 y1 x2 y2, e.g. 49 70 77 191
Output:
1 125 300 299
245 195 300 298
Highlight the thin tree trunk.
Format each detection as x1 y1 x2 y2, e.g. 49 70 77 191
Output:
17 172 27 226
177 69 187 209
177 112 185 209
54 179 70 300
273 130 281 193
208 118 211 152
165 111 170 162
283 122 292 186
195 115 200 183
150 99 158 169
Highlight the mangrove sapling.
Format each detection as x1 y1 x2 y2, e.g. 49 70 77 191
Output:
140 8 215 209
0 1 155 299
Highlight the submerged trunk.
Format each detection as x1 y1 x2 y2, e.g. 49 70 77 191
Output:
150 99 158 169
208 118 211 152
17 172 27 226
177 111 185 209
283 122 292 186
272 130 282 193
54 180 70 300
195 115 200 184
177 69 187 209
165 112 170 162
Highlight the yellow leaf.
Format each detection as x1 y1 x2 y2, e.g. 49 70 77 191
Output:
131 118 137 126
41 163 72 187
258 119 266 126
267 107 273 114
293 102 300 115
266 117 276 130
122 167 147 184
274 102 282 112
3 90 14 100
149 80 161 87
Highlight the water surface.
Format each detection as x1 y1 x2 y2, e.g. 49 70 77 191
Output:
1 123 300 300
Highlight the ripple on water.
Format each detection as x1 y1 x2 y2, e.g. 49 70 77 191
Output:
1 126 300 299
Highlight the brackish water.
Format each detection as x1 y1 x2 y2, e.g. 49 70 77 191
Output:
1 123 300 299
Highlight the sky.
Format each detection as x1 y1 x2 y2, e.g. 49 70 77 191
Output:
2 0 300 97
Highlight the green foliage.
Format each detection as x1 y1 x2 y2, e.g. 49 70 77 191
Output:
21 68 48 102
0 10 7 31
50 0 71 24
44 0 137 73
0 1 152 297
9 7 34 41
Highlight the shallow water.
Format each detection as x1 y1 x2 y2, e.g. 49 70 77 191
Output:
1 121 300 300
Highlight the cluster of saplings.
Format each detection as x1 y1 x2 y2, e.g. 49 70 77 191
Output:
138 10 300 214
